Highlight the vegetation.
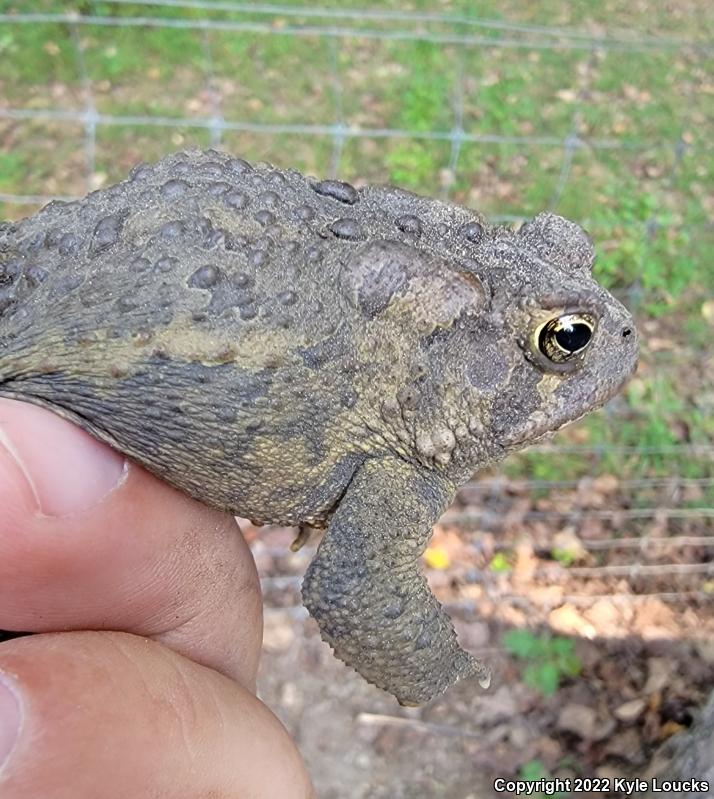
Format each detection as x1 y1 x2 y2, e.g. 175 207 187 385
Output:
1 1 711 482
503 630 583 696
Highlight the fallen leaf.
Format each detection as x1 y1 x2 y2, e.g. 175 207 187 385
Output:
644 657 672 694
584 599 621 632
614 698 647 723
552 528 588 564
592 473 619 494
557 703 599 739
658 720 685 740
603 729 645 763
549 605 597 639
556 88 578 102
423 546 450 570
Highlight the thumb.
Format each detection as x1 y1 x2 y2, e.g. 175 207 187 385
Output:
0 397 126 518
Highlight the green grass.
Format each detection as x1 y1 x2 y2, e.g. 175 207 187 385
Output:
0 150 27 187
220 131 334 176
210 33 337 126
0 22 79 87
81 24 208 117
93 125 213 184
460 46 583 138
503 630 582 696
0 120 88 196
453 142 563 217
489 552 514 573
339 136 452 189
1 0 712 481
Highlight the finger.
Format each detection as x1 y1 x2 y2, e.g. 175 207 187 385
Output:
0 631 313 799
0 398 262 688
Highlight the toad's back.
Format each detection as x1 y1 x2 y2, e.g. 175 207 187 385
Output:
0 150 488 524
0 148 488 337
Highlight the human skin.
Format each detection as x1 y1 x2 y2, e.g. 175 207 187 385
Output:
0 398 314 799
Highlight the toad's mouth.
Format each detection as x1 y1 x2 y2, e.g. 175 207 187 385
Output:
500 390 610 450
500 327 639 450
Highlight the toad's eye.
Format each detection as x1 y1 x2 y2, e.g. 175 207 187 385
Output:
537 313 595 363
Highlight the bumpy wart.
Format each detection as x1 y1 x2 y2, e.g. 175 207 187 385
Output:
0 150 638 704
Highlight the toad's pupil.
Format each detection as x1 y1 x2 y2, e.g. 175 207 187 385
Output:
555 322 591 353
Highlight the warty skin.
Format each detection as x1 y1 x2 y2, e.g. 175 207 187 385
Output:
0 150 638 704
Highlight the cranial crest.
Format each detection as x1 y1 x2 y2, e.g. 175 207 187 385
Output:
517 212 595 274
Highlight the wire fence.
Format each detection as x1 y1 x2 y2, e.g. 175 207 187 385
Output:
1 4 711 219
1 2 713 612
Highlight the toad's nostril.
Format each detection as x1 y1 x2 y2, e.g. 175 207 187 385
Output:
622 328 632 338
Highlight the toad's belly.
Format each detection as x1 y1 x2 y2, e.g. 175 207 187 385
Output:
0 340 366 521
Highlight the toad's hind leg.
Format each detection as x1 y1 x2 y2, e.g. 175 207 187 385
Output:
301 456 489 705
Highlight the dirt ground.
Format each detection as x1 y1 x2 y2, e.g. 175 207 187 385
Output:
245 464 714 798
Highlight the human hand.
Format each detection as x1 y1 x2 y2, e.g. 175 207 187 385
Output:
0 398 313 798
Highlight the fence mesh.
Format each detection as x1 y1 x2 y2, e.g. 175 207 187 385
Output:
1 2 713 786
2 0 711 593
